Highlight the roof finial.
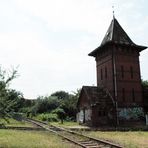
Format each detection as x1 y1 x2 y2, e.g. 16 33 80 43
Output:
112 5 115 19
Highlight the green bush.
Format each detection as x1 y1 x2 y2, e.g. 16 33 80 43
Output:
36 113 59 122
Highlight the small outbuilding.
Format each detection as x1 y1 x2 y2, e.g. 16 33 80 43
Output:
77 86 116 126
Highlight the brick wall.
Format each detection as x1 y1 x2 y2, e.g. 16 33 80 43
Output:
96 45 143 108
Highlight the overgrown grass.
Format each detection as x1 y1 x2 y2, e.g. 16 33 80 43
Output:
0 129 79 148
50 121 79 127
0 118 33 127
36 113 59 122
51 122 148 147
84 131 148 148
2 118 147 147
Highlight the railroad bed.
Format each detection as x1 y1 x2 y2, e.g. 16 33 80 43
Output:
26 118 123 148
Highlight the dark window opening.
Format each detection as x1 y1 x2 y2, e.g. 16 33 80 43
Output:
98 111 101 116
101 69 103 80
121 65 124 78
130 66 133 79
122 88 125 101
103 111 106 116
105 67 107 79
98 110 106 116
132 88 135 102
83 109 86 123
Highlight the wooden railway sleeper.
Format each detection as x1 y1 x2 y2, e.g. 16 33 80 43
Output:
26 118 123 148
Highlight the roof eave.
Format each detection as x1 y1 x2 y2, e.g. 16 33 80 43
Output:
88 42 147 57
88 42 113 57
88 48 99 57
134 45 147 52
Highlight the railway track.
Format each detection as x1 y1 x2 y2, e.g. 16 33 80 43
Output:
26 118 123 148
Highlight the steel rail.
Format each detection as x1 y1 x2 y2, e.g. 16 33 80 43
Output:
26 118 123 148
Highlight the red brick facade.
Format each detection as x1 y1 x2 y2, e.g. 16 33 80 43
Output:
77 17 147 126
96 44 143 108
77 86 115 126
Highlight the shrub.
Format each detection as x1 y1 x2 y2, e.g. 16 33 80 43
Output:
36 113 59 122
52 108 66 124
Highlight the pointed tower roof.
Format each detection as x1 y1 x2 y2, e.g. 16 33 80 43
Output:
101 17 134 45
89 17 147 57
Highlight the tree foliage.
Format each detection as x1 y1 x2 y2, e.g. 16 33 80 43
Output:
26 89 80 121
32 96 60 114
0 66 80 122
142 80 148 89
52 108 66 124
51 91 69 100
0 67 22 120
142 80 148 113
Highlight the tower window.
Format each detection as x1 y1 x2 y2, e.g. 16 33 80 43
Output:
121 65 124 78
98 111 101 116
122 88 125 101
101 68 103 80
105 67 107 79
130 66 133 79
98 110 106 116
132 88 135 102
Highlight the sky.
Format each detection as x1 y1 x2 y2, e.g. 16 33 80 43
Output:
0 0 148 99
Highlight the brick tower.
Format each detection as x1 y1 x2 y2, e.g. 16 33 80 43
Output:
89 16 147 123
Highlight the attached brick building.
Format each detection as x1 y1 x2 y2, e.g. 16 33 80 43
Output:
77 86 116 126
77 16 147 126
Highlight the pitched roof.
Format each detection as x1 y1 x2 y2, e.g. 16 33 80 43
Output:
77 86 115 107
101 17 134 45
89 17 147 57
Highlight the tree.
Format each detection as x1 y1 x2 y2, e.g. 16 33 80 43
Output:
0 67 19 121
142 80 148 88
51 91 69 100
28 89 81 121
142 80 148 113
29 96 60 115
61 89 81 120
7 89 24 112
53 108 66 124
